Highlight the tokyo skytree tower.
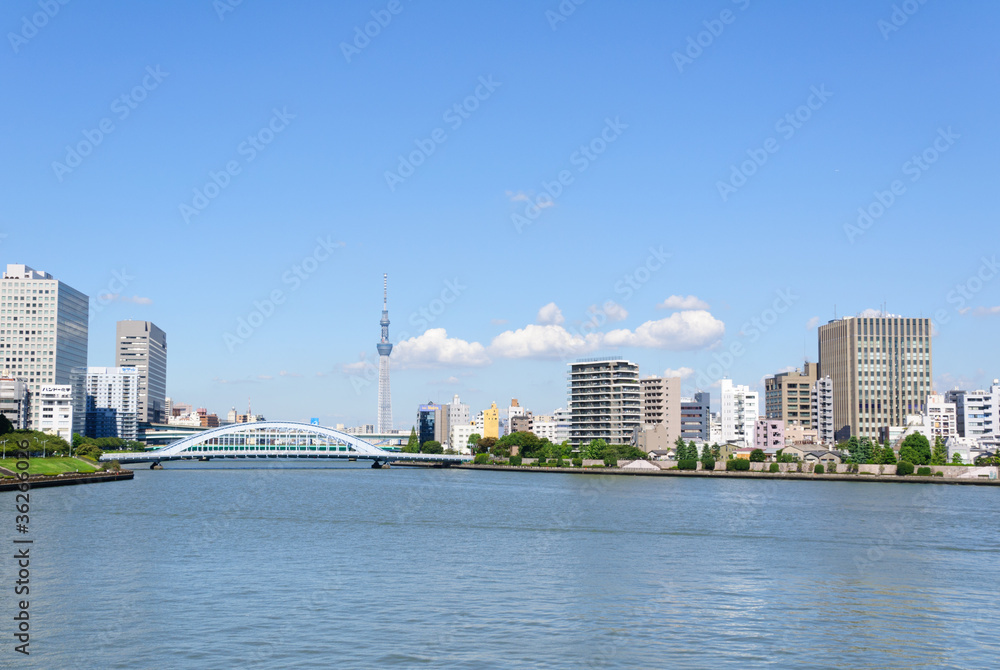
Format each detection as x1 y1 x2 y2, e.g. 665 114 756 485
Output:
376 273 393 432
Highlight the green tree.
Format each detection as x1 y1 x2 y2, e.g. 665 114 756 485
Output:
476 437 496 455
468 433 481 450
673 436 686 459
0 414 13 435
583 439 608 460
950 452 963 465
873 445 897 465
857 437 874 464
749 449 766 462
403 427 419 453
711 443 720 460
898 433 931 466
700 443 712 461
844 436 860 463
421 440 443 454
930 436 948 466
686 441 697 461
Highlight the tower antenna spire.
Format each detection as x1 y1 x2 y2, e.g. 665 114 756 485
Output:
377 274 393 432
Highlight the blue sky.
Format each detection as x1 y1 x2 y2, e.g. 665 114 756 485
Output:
2 0 998 427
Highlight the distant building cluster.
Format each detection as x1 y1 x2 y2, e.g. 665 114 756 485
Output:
402 313 997 464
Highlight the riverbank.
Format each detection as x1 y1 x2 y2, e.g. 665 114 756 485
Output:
0 470 134 492
459 463 1000 486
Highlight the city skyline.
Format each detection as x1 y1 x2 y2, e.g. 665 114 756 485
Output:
3 1 997 427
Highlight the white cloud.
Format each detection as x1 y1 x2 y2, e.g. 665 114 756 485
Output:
664 367 694 379
393 328 491 368
505 190 530 202
974 306 1000 316
603 310 724 350
593 301 628 323
658 295 709 310
257 374 273 380
536 302 565 325
491 318 508 326
490 324 601 359
279 370 301 378
806 316 820 329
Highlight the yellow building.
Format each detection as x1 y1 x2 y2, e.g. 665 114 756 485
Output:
483 402 499 439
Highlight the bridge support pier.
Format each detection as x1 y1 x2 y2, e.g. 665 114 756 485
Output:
150 462 163 470
371 460 390 469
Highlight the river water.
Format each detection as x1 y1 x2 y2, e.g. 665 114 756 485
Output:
7 463 999 668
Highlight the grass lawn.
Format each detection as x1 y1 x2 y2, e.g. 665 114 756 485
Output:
0 457 97 475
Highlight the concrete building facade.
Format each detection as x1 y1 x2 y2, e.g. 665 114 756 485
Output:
811 375 835 445
0 376 29 429
568 357 640 447
116 320 167 424
1 264 88 436
640 376 681 445
765 363 817 430
754 417 785 451
85 366 139 441
818 314 933 441
720 379 759 447
680 392 711 442
36 384 74 441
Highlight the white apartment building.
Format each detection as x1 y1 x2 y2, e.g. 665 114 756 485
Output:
946 380 1000 439
450 422 476 455
1 264 88 436
553 407 571 444
567 357 641 447
36 384 74 441
531 414 559 442
811 375 835 445
720 379 759 447
924 393 957 441
85 366 139 441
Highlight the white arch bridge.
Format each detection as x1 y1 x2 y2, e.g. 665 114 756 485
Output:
98 421 470 468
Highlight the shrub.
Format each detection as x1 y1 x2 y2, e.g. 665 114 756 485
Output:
749 449 766 462
933 471 944 477
572 458 583 467
896 461 914 476
473 453 489 465
701 457 716 471
814 464 825 474
917 466 932 476
677 458 697 470
604 456 618 467
536 459 547 467
727 459 751 471
769 463 779 473
555 458 565 468
509 455 522 466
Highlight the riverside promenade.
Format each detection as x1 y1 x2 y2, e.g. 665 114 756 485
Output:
0 470 134 492
460 462 1000 486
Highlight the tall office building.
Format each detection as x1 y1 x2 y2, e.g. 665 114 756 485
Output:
376 274 392 432
85 366 139 441
720 379 759 447
1 264 88 436
680 392 711 442
116 320 167 424
638 376 682 451
483 402 499 439
818 314 932 441
417 402 444 445
568 357 640 447
764 362 817 429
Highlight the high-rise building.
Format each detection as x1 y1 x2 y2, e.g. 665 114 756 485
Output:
811 375 835 445
0 376 29 429
568 357 640 446
116 320 167 424
449 422 476 455
376 274 393 433
680 392 711 442
764 362 817 430
946 380 1000 439
638 376 682 452
1 264 88 436
553 407 571 444
417 402 445 445
720 379 759 447
85 366 139 441
448 394 470 428
531 414 557 442
818 313 933 441
483 402 499 439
